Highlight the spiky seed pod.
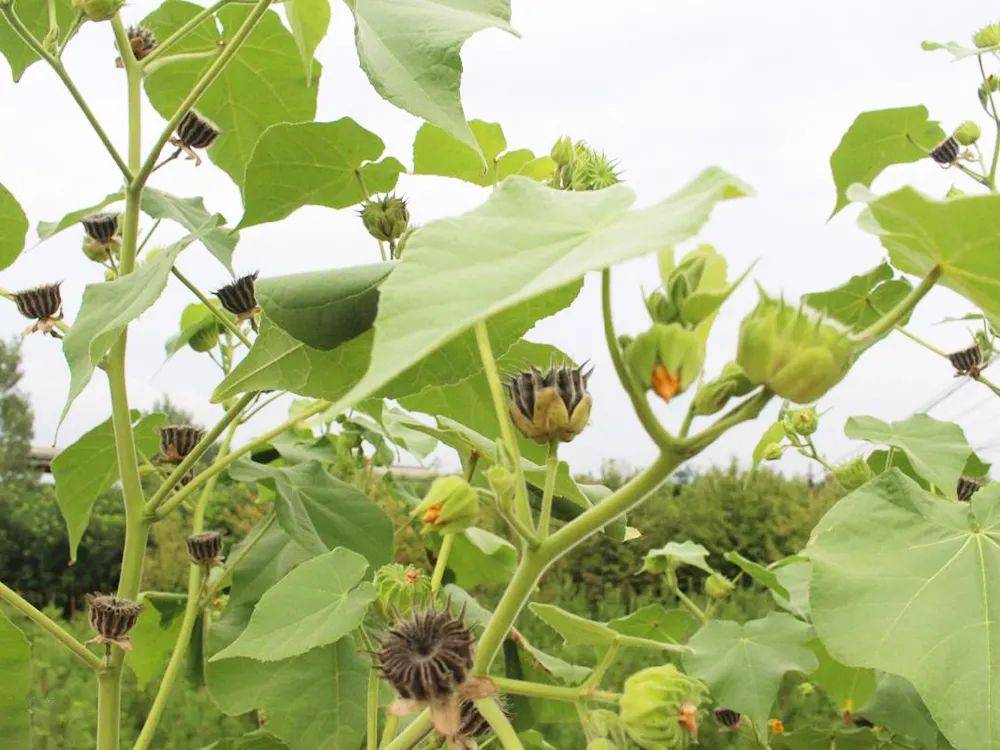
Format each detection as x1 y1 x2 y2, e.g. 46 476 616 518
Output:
948 344 982 376
957 476 982 501
714 708 743 731
930 137 960 165
81 212 119 245
159 424 205 464
973 22 1000 48
360 194 410 243
186 530 224 566
619 664 710 749
214 272 260 321
377 608 475 702
832 457 873 491
86 594 143 651
506 364 592 444
375 563 432 619
128 26 157 60
176 110 221 150
13 283 63 336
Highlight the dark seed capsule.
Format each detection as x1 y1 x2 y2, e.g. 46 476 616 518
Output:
957 476 982 501
714 708 742 729
948 345 982 375
458 696 507 740
13 283 62 321
127 26 157 60
505 363 593 443
186 530 223 565
214 272 259 318
86 594 143 640
159 424 205 464
81 213 119 244
176 110 221 150
930 137 960 165
377 607 475 702
853 716 875 728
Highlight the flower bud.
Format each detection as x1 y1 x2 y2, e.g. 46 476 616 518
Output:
360 194 410 243
214 272 260 323
71 0 124 21
930 136 960 166
973 22 1000 48
85 594 143 652
413 476 480 535
619 664 709 749
691 362 754 416
624 324 706 403
375 563 432 618
761 443 783 462
485 463 516 512
13 283 63 337
550 135 574 166
82 236 119 263
832 457 872 490
785 406 818 436
736 293 855 404
187 530 224 566
159 424 205 464
768 719 785 735
189 322 220 353
954 120 982 145
506 364 592 443
457 696 508 742
704 573 734 600
552 141 621 191
957 476 982 501
948 343 982 376
981 75 1000 107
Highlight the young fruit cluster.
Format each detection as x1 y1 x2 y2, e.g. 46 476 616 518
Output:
549 137 621 191
619 664 709 749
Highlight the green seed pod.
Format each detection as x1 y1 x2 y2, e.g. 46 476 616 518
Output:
619 664 709 749
553 141 621 191
189 322 220 353
832 457 872 490
954 120 982 145
485 463 516 512
973 22 1000 48
762 443 784 461
82 236 120 263
785 406 819 437
71 0 124 22
506 364 593 443
374 563 432 618
736 293 855 404
691 362 754 416
704 573 734 600
981 75 1000 107
550 135 574 166
360 194 410 243
624 324 706 402
413 476 480 535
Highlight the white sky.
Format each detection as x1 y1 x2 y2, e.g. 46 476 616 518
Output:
2 0 999 475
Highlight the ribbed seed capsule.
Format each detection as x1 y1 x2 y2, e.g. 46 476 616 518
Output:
214 272 260 321
458 696 507 741
714 708 742 731
86 594 143 652
930 137 960 165
159 425 205 464
186 530 224 566
948 345 982 376
506 364 593 443
81 212 119 245
177 110 220 150
957 476 982 501
377 607 475 702
13 283 63 336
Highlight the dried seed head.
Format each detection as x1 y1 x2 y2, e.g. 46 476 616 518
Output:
128 26 157 60
957 476 982 501
81 212 120 245
948 344 983 376
176 110 221 150
930 136 960 165
214 272 260 320
506 364 593 444
159 424 205 464
186 530 224 566
86 594 143 651
377 607 475 702
714 708 742 731
13 283 63 336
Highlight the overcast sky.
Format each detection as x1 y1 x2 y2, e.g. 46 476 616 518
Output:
1 0 999 475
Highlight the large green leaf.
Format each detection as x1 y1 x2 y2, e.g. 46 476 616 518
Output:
808 470 1000 750
607 604 700 645
337 169 748 412
528 603 618 647
143 1 319 184
0 609 30 748
52 411 166 562
859 673 946 749
809 640 876 717
803 262 913 333
0 183 28 271
642 540 714 575
212 547 375 662
844 414 972 498
445 527 517 588
858 187 1000 330
229 459 392 568
683 613 818 739
61 238 190 419
285 0 329 86
127 594 187 689
829 106 944 216
347 0 516 155
0 0 75 81
240 119 404 228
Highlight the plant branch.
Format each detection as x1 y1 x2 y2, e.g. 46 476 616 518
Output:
895 325 949 358
474 697 524 749
141 0 230 64
680 389 773 456
854 266 942 348
0 581 103 670
430 533 455 593
491 677 620 705
537 441 558 537
382 711 433 750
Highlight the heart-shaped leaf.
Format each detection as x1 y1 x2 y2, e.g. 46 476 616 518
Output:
0 0 76 81
0 183 27 271
285 0 329 86
803 262 913 333
528 603 618 646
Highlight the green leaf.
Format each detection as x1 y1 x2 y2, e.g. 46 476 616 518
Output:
829 106 944 216
37 191 123 241
143 1 319 185
412 119 552 186
858 187 1000 330
809 639 876 716
240 119 405 228
285 0 329 86
444 527 517 588
808 470 1000 750
0 0 75 81
642 539 714 575
256 263 394 350
0 183 28 271
127 594 187 689
772 557 812 620
845 414 972 498
752 421 785 466
859 673 945 749
336 169 749 413
517 638 591 684
0 609 30 748
52 411 166 562
724 551 790 599
683 613 818 739
60 238 189 420
212 547 375 662
200 731 288 750
607 604 700 645
141 187 239 271
774 727 880 750
921 39 984 60
803 262 913 333
347 0 516 155
229 459 392 568
528 603 617 646
165 302 225 358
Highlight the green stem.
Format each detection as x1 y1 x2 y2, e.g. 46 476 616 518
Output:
538 441 558 538
491 677 619 705
383 711 433 750
430 533 455 593
366 664 381 750
202 511 275 605
173 267 252 346
976 373 1000 396
144 48 222 75
97 671 121 750
671 585 708 624
681 389 773 455
474 697 524 749
894 325 949 358
379 714 400 749
0 581 102 670
615 633 691 653
141 0 229 64
855 266 942 348
583 640 620 690
678 403 696 438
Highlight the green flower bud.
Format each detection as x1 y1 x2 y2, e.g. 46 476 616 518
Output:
82 236 120 263
785 406 818 436
360 194 409 243
552 141 621 191
506 364 592 443
762 443 784 461
413 475 480 535
644 289 679 326
374 563 432 618
832 457 872 490
981 75 1000 107
550 135 574 166
625 324 706 403
485 463 516 512
691 362 754 416
954 120 982 145
736 293 855 404
619 665 709 749
189 322 220 353
71 0 124 21
704 573 734 600
973 22 1000 48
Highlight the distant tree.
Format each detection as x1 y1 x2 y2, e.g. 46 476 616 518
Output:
151 395 195 426
0 338 36 483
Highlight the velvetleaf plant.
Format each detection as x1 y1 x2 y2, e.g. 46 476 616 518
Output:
0 1 999 749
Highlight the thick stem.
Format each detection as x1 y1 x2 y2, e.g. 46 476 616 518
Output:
97 671 121 750
537 441 558 538
491 677 619 705
366 665 381 750
855 266 942 348
430 533 455 593
379 714 400 749
0 581 102 669
474 697 524 749
383 712 433 750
